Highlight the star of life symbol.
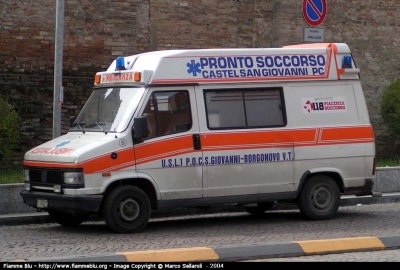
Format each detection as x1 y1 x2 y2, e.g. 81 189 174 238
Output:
186 60 201 76
303 100 314 113
56 140 71 148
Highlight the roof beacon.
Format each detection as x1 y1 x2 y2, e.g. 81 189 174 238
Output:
115 57 126 71
342 55 353 68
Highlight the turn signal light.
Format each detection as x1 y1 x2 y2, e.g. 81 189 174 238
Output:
134 72 141 82
94 74 101 84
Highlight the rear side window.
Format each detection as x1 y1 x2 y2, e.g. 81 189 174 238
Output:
204 88 286 129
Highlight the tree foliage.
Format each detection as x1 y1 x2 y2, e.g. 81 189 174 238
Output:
0 97 20 163
381 78 400 134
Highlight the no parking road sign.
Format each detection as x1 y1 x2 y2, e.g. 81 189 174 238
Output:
302 0 327 27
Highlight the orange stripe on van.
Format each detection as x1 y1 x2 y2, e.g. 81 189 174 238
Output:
325 47 333 78
23 161 79 169
202 129 316 149
135 135 197 165
329 43 338 54
24 148 136 174
282 44 337 78
319 126 374 143
24 126 374 172
82 148 135 173
201 126 374 150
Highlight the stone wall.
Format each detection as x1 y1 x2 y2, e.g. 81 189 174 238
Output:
0 74 93 164
1 0 400 165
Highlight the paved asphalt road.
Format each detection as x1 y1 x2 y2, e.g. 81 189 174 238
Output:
2 196 400 262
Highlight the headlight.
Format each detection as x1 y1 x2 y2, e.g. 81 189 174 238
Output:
63 172 84 185
24 169 30 182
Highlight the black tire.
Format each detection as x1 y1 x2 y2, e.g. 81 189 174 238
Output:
244 201 274 215
48 210 89 226
297 175 340 221
103 185 151 234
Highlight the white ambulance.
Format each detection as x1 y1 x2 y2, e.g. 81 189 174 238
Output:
21 43 377 233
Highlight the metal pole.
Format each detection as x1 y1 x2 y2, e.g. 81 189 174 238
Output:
53 0 64 138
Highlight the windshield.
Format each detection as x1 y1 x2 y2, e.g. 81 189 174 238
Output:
70 87 145 133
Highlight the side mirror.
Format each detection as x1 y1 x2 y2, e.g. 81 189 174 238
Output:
69 116 76 127
133 116 149 139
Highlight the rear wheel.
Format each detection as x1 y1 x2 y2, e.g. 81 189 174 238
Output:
297 175 340 220
244 201 274 215
103 185 151 234
48 210 89 226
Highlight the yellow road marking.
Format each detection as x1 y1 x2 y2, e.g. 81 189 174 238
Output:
295 237 385 254
117 247 219 262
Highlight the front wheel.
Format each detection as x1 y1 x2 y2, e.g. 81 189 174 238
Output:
48 210 89 226
103 186 151 234
297 175 340 221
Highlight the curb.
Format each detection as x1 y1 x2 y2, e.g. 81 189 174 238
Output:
22 235 400 262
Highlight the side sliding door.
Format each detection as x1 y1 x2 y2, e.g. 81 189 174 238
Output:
197 85 295 197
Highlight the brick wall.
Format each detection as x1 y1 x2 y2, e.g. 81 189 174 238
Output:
1 0 400 165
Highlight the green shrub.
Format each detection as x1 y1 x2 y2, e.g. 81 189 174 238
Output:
381 78 400 134
0 97 20 163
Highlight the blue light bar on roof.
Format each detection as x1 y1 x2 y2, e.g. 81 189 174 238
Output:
342 55 353 68
115 57 126 71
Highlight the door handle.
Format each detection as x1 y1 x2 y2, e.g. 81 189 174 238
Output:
192 134 201 150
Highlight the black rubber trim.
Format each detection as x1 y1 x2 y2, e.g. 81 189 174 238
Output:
20 190 103 213
158 191 297 208
344 178 375 196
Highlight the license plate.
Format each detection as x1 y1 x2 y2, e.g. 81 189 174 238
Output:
37 199 48 208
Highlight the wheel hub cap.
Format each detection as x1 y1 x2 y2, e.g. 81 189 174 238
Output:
311 186 331 210
119 198 140 221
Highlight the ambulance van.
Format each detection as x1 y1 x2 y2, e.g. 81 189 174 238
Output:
21 43 377 233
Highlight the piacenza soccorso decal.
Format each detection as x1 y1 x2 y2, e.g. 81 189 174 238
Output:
161 151 293 168
186 54 327 78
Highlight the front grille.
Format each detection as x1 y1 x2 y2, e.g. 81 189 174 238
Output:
26 167 84 192
29 169 63 184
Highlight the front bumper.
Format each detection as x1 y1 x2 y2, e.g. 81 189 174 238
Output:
20 190 103 213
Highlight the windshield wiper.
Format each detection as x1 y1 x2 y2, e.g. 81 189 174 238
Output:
85 122 108 134
94 122 108 134
76 122 86 134
70 122 85 134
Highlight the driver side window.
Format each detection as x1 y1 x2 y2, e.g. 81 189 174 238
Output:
142 91 192 139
